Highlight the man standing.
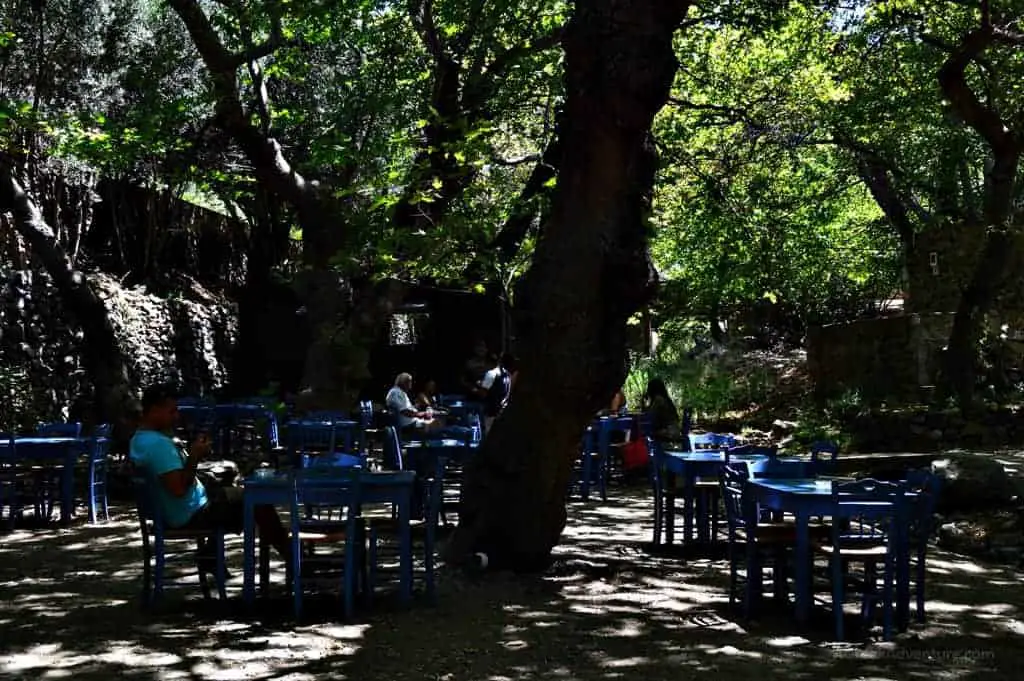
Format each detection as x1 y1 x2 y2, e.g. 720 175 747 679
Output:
477 353 516 435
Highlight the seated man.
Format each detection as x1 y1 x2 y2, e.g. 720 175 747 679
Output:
129 383 290 568
386 373 436 438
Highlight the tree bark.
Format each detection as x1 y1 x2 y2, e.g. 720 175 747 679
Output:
170 0 362 407
447 0 688 572
936 24 1023 411
489 119 564 263
0 162 133 424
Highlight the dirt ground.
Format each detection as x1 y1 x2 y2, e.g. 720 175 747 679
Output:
1 489 1021 681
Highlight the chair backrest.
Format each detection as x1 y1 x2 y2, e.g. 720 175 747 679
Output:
725 444 777 462
292 466 360 509
636 413 654 439
382 426 404 470
439 394 466 408
718 464 752 533
36 422 82 438
748 459 811 479
810 440 840 473
90 424 112 462
829 478 907 542
131 474 166 539
646 436 663 492
689 432 736 451
359 401 374 430
288 420 357 458
904 470 941 546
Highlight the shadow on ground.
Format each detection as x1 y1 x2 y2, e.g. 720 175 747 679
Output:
1 488 1021 681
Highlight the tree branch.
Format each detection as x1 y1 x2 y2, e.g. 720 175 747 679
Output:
167 0 325 229
463 24 565 114
938 24 1022 223
408 0 448 64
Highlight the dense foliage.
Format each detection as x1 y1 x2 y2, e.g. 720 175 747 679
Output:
0 0 1023 414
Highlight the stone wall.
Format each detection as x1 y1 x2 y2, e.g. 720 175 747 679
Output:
806 313 953 403
846 406 1024 452
0 268 237 429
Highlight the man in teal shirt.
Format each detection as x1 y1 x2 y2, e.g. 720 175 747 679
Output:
130 384 289 563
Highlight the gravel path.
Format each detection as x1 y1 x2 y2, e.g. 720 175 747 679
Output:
1 489 1021 681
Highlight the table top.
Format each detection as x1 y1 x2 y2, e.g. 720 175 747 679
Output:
663 450 787 463
244 469 415 488
749 478 837 495
286 419 360 428
405 439 479 449
0 437 84 446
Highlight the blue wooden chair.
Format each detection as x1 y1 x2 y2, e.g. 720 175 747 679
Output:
574 420 611 501
0 433 23 529
687 433 738 542
903 470 941 626
30 423 83 521
133 477 227 605
366 453 441 604
647 436 667 546
381 426 404 471
811 440 840 474
288 469 365 620
86 424 112 523
815 478 908 641
688 432 736 451
288 420 359 469
718 465 796 616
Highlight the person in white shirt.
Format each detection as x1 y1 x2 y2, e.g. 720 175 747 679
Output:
476 353 515 435
386 373 435 434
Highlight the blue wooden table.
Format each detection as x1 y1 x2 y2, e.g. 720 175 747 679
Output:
0 437 87 522
660 451 796 546
746 477 912 627
241 468 417 606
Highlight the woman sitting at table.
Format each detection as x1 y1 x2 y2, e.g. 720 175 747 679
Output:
643 377 681 443
415 379 441 411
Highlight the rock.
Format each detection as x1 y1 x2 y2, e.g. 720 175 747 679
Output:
771 419 798 437
931 454 1016 513
937 521 976 553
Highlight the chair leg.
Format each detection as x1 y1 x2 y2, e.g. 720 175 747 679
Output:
197 540 213 601
652 494 663 547
214 533 228 600
141 540 153 607
88 474 97 524
153 535 166 602
292 535 303 620
366 527 378 606
259 537 271 598
831 556 845 641
915 551 926 623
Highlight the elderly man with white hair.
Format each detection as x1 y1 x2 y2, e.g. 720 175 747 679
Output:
386 372 436 435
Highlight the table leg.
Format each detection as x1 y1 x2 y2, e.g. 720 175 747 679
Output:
664 472 676 546
61 452 76 522
683 473 695 546
399 489 413 603
243 495 256 605
794 510 811 624
580 452 591 501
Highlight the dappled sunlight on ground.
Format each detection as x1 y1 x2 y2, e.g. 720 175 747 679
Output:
0 488 1021 681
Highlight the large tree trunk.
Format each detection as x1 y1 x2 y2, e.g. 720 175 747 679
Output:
936 24 1023 411
0 162 133 423
447 0 688 572
230 189 292 395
